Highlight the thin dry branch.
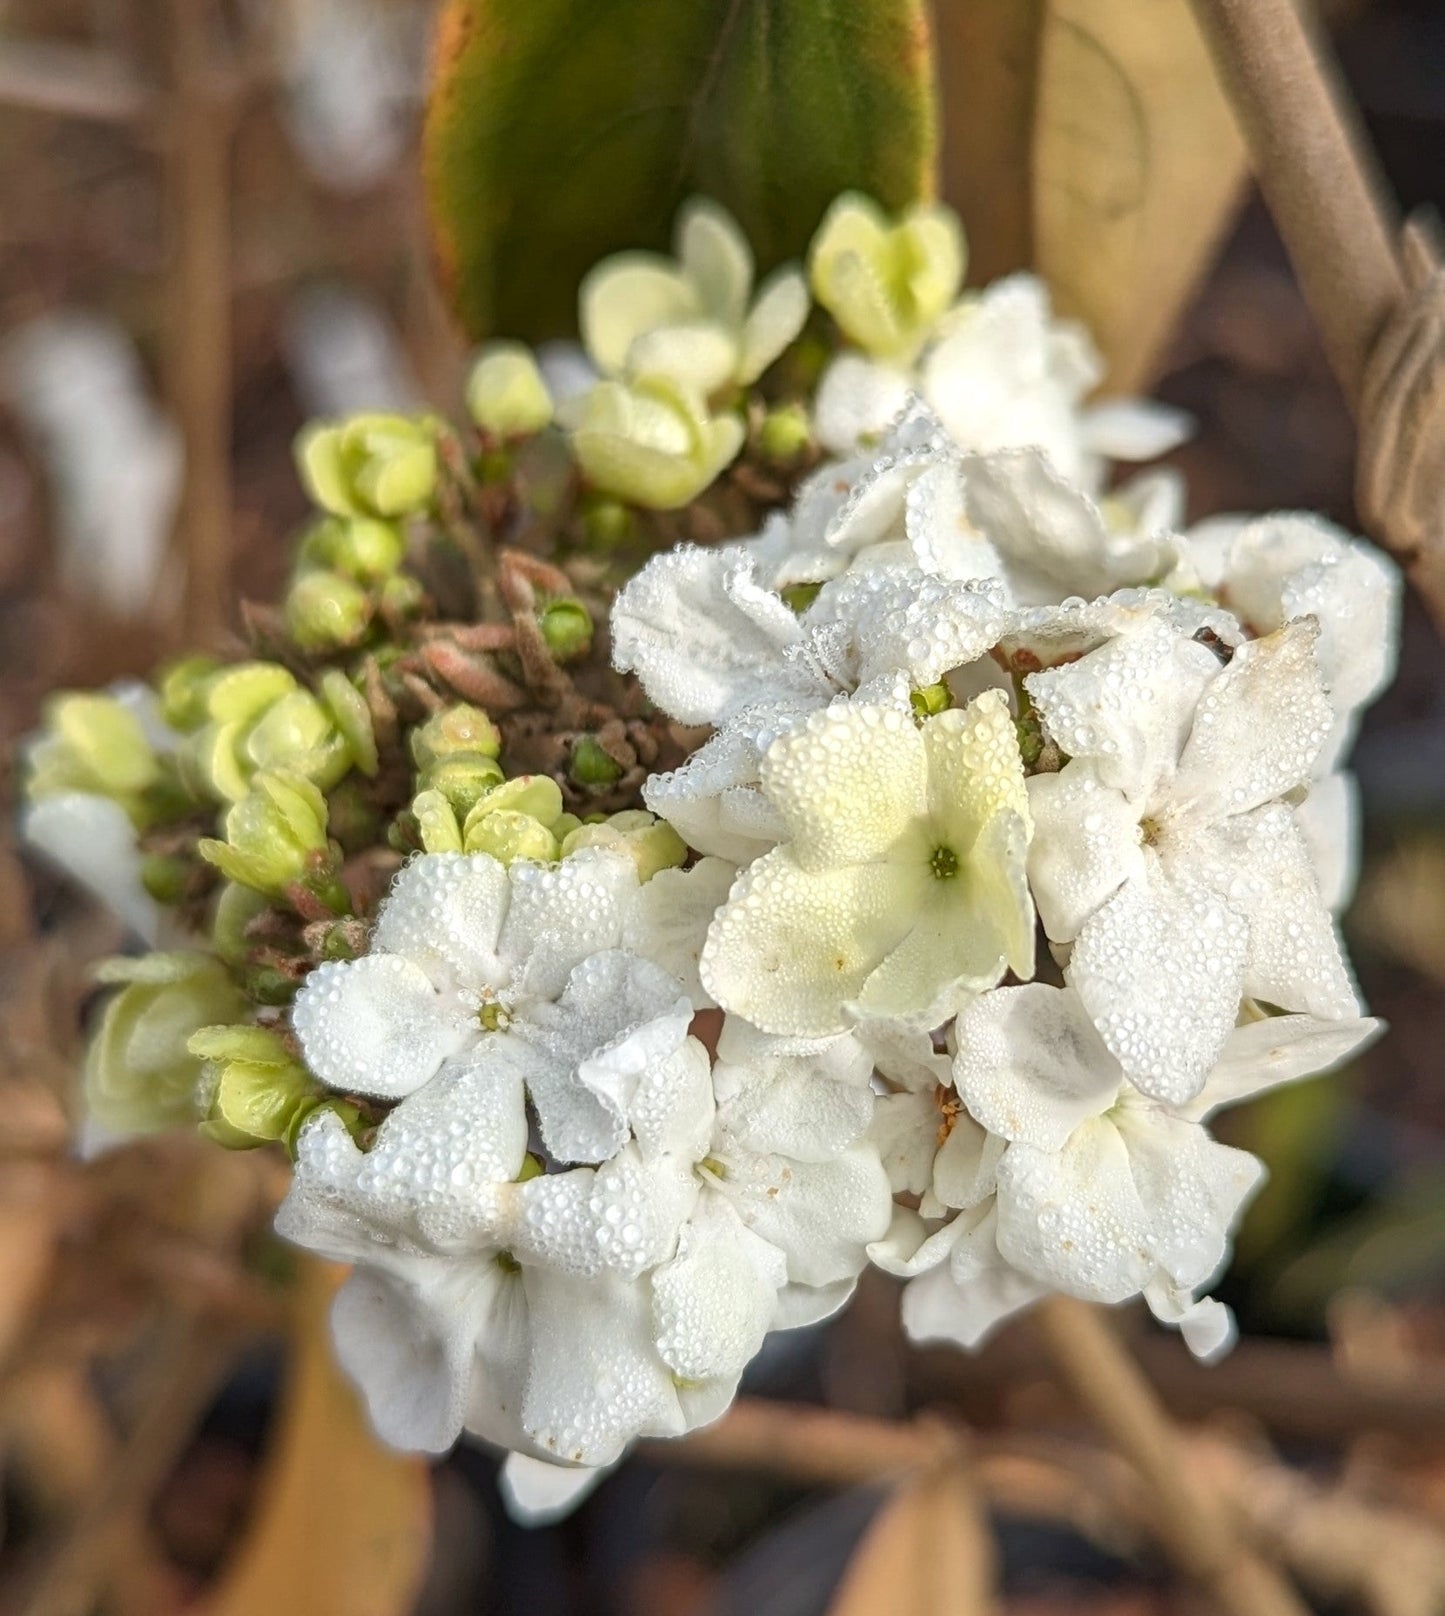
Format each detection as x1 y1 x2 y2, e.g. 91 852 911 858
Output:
1035 1296 1309 1616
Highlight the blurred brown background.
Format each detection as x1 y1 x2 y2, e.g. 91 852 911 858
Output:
1 1 1443 1613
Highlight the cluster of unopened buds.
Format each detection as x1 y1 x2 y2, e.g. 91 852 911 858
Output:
23 192 1399 1520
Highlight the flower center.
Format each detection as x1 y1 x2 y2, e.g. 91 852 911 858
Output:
930 843 960 880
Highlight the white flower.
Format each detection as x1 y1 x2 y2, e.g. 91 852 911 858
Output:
1185 512 1401 768
581 198 808 393
814 274 1189 482
277 1005 888 1468
701 693 1034 1036
277 846 889 1473
1026 617 1360 1103
874 984 1381 1358
612 540 1005 862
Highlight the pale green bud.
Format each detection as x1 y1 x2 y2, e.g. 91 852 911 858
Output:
84 952 247 1134
380 573 426 619
285 569 372 653
296 413 439 519
189 1023 318 1150
808 193 966 361
463 808 559 865
198 772 332 901
567 376 744 510
425 753 507 818
569 735 624 787
157 656 222 732
27 693 161 822
412 787 465 854
466 343 554 439
580 494 634 549
318 670 379 777
560 810 686 881
538 598 593 663
410 704 502 771
758 402 812 463
466 774 564 829
910 682 952 718
211 881 269 968
299 516 406 583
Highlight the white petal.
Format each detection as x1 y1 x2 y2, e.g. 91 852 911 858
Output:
702 847 920 1036
499 1453 609 1526
904 461 1005 586
330 1264 487 1454
1027 764 1146 943
708 1142 891 1289
371 851 510 992
814 565 1006 690
932 1113 1007 1211
952 985 1120 1151
1144 1282 1236 1362
623 856 737 1007
1295 770 1360 912
1082 399 1192 461
641 709 792 864
712 1019 875 1162
651 1193 784 1382
1186 1012 1382 1121
611 543 814 725
22 792 158 943
520 1269 682 1466
812 354 912 454
292 954 470 1099
1025 617 1220 802
901 1207 1044 1347
501 848 639 1002
627 321 738 395
1068 869 1249 1105
869 1091 944 1196
1172 622 1333 822
1195 804 1361 1022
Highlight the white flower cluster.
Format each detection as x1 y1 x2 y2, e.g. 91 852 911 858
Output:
271 237 1398 1511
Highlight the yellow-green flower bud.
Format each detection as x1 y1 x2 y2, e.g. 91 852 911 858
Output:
157 656 222 732
910 682 952 718
758 402 812 464
538 598 593 663
466 342 554 439
463 808 559 865
380 573 426 620
410 704 502 771
85 952 247 1134
189 1023 318 1150
808 193 965 362
27 692 161 823
211 881 269 968
140 852 191 905
567 376 744 510
297 413 439 520
198 772 333 902
412 787 464 854
285 568 372 653
580 495 635 549
569 735 624 787
299 516 406 583
425 754 507 819
466 774 564 829
560 809 686 881
318 670 378 777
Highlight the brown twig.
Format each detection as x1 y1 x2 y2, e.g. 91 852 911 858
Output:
1192 0 1445 628
1034 1296 1308 1616
164 0 239 648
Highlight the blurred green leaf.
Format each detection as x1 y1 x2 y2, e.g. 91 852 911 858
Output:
425 0 937 340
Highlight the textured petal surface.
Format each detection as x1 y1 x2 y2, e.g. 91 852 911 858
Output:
1068 869 1249 1105
1027 764 1145 943
501 849 639 1002
1186 1013 1382 1121
292 954 470 1099
371 852 510 991
622 856 737 1008
952 985 1120 1151
812 354 911 454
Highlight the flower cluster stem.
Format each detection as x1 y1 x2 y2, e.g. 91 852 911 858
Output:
1035 1296 1308 1616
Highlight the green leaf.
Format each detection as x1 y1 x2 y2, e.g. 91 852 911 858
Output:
425 0 937 341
